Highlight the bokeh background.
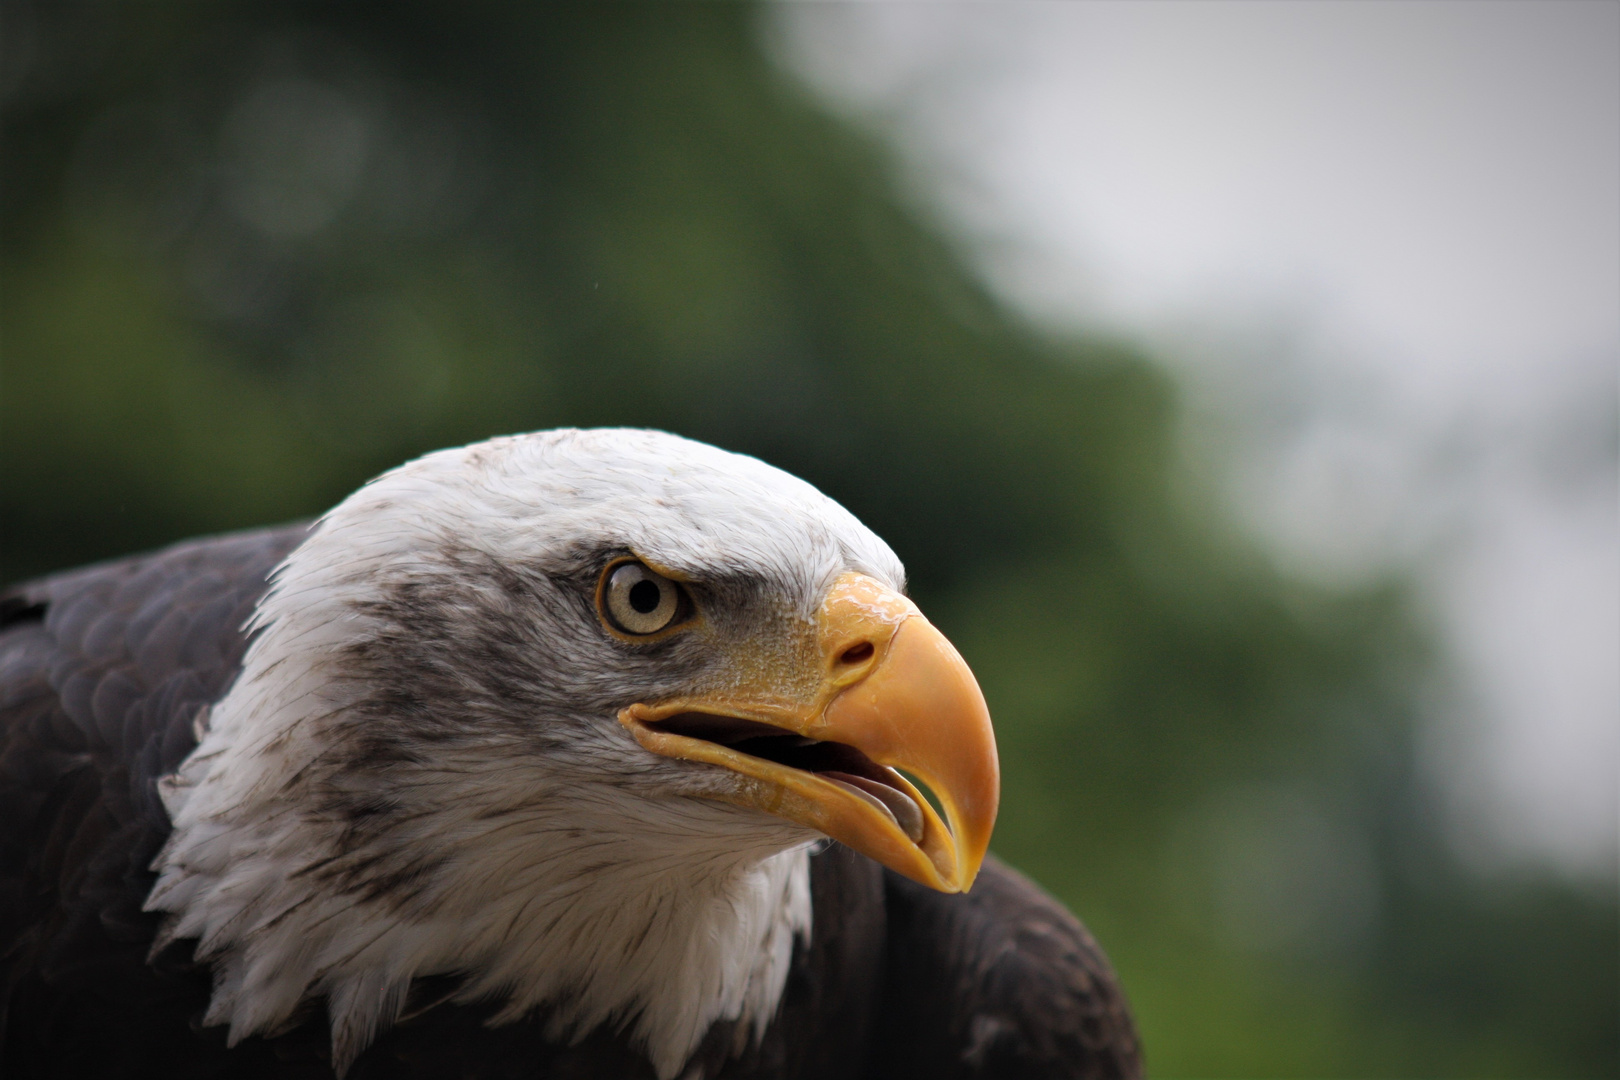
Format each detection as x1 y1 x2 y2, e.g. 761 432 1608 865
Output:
2 3 1614 1076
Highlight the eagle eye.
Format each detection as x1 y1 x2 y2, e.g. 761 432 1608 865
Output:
601 561 685 636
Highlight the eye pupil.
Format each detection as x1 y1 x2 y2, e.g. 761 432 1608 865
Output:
628 579 661 614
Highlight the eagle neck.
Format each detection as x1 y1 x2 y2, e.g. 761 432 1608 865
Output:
148 620 814 1079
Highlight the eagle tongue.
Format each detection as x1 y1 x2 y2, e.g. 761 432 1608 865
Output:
822 771 925 843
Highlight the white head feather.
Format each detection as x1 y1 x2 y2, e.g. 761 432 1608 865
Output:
145 429 906 1078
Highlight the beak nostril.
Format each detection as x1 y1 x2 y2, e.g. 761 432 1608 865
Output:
838 642 875 666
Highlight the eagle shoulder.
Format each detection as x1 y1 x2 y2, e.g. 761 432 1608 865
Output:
0 525 311 1075
870 855 1143 1079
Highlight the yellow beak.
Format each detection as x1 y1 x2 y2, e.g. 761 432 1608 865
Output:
619 573 999 892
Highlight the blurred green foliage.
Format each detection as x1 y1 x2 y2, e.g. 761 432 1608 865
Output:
2 4 1614 1076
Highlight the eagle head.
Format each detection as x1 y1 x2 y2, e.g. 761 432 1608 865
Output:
146 428 999 1077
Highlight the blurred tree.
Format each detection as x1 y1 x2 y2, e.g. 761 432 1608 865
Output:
2 3 1613 1076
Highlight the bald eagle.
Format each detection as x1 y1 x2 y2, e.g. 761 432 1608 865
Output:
0 429 1140 1079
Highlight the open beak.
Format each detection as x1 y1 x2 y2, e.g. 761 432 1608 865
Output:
619 573 999 892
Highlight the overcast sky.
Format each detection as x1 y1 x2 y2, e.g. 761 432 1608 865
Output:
770 0 1619 876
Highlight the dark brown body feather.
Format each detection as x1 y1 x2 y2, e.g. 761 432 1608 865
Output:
0 527 1141 1079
